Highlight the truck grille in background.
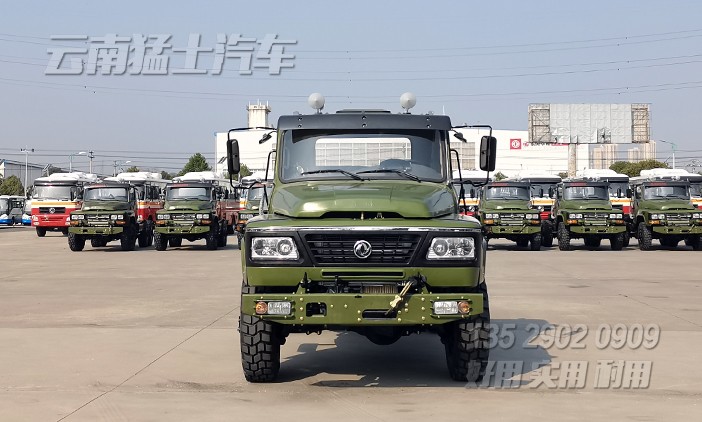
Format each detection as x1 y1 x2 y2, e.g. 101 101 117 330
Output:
497 213 524 225
305 233 420 265
584 213 609 226
172 214 196 221
39 207 66 214
87 215 111 226
665 213 691 225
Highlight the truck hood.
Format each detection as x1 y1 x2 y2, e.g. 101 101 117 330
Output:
81 200 129 212
164 201 212 212
481 199 530 212
639 199 695 211
560 200 612 211
271 181 454 218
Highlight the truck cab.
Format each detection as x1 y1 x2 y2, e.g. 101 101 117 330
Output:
478 181 543 250
225 94 497 383
452 170 490 217
504 173 562 247
629 177 702 250
553 180 628 250
31 172 99 236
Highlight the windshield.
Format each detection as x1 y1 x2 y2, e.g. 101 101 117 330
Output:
247 187 265 201
0 198 7 213
529 183 556 198
643 185 689 200
280 129 445 182
452 183 478 199
166 187 211 201
33 185 73 200
608 182 629 198
84 187 129 201
485 186 530 200
690 183 702 198
564 186 609 200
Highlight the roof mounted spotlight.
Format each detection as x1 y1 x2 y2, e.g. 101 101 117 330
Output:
400 92 416 114
308 93 325 114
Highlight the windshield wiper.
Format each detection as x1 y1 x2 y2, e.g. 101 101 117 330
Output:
356 169 421 182
300 169 365 181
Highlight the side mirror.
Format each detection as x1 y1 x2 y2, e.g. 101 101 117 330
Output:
626 188 632 199
548 187 554 198
227 137 241 176
479 136 497 172
159 193 165 200
469 188 475 198
76 192 83 200
539 188 544 198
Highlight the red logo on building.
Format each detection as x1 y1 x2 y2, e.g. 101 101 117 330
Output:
510 138 522 150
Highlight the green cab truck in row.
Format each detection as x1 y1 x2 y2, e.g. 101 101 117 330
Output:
154 179 233 250
479 181 543 250
68 182 147 251
630 178 702 250
225 95 497 382
553 180 627 251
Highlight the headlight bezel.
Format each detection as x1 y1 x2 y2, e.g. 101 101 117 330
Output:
70 214 85 220
426 237 476 260
569 213 583 219
156 214 171 220
250 236 300 260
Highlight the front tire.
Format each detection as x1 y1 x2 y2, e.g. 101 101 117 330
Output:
689 236 702 251
120 225 137 251
138 223 153 248
205 224 219 250
154 231 168 251
557 222 572 251
610 232 624 251
169 237 182 247
240 313 283 382
541 221 554 247
530 233 542 251
443 282 490 382
638 223 653 251
36 227 46 237
68 232 85 251
90 238 107 248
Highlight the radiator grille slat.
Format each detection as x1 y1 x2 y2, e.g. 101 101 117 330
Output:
305 233 420 265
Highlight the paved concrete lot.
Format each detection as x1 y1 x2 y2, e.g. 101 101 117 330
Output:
1 228 701 421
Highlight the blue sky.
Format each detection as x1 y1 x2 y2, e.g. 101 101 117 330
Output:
1 0 701 174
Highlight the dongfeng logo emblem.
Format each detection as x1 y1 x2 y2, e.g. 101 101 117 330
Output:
353 240 372 259
49 207 56 214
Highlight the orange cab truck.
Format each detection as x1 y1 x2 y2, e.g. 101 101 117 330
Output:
31 172 99 237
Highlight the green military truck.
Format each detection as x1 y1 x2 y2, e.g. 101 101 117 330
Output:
67 182 146 251
630 177 702 250
234 180 274 249
553 180 627 251
154 176 236 251
225 94 497 382
479 181 543 250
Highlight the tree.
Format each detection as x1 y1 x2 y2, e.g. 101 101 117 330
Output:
46 165 62 176
240 163 253 178
126 166 140 172
558 172 569 179
178 153 211 176
0 175 25 196
610 160 668 177
160 171 174 180
493 171 507 181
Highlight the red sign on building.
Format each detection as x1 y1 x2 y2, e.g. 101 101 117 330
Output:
510 138 522 150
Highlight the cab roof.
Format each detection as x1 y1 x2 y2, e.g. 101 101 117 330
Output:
277 112 453 131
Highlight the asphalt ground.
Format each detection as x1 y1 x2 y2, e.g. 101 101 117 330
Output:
0 227 700 421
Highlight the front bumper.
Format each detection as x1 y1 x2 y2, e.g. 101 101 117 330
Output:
69 225 124 235
242 291 484 326
155 224 210 235
652 225 702 235
568 224 626 234
485 224 540 235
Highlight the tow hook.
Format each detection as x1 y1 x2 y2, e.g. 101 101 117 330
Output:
386 276 423 315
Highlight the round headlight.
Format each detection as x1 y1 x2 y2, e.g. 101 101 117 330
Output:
277 238 294 255
468 206 476 212
432 239 449 256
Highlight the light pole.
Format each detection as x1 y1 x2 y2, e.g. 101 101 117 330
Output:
88 150 95 173
113 160 131 176
20 147 34 196
658 140 677 169
69 151 87 172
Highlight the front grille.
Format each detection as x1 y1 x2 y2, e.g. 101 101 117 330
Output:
665 213 692 225
497 213 524 226
305 233 421 265
39 207 66 214
172 213 196 221
87 215 111 226
584 212 610 219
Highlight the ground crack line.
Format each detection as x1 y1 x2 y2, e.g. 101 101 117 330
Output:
55 305 240 422
621 294 701 328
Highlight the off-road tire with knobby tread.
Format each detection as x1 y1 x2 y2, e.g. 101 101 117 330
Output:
154 231 167 251
138 223 153 248
205 223 219 250
120 224 137 251
558 221 572 251
68 232 85 251
638 223 653 251
622 230 631 247
541 221 554 247
218 223 228 247
610 232 625 251
443 281 490 382
240 286 283 382
530 233 542 251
